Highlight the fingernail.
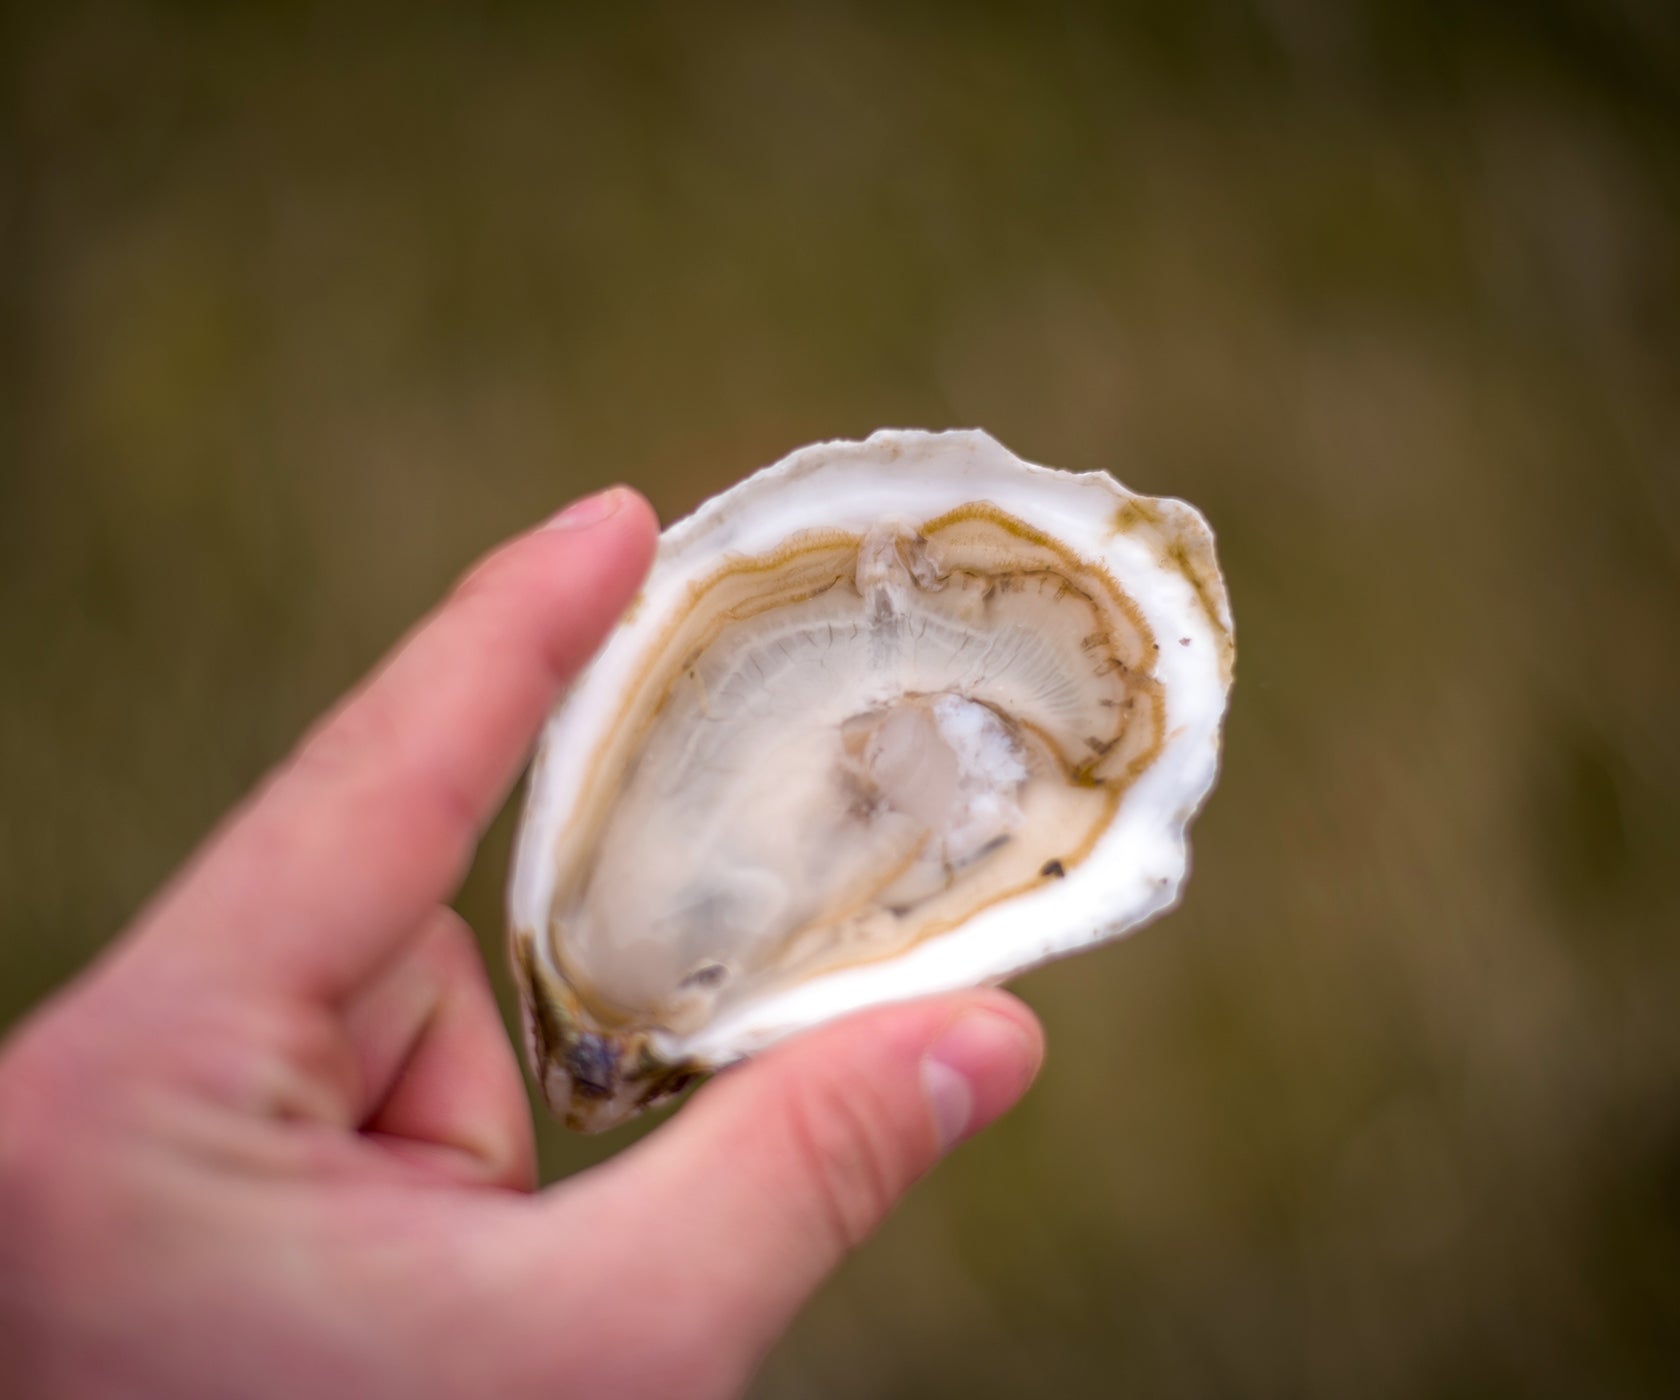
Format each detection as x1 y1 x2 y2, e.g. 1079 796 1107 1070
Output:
921 1007 1039 1152
546 487 626 531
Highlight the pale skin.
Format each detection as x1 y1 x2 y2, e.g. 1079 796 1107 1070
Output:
0 488 1044 1399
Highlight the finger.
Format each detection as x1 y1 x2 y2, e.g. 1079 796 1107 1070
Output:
345 909 536 1191
538 992 1042 1382
130 489 659 1002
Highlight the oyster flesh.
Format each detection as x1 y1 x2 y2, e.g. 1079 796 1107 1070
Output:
509 429 1233 1130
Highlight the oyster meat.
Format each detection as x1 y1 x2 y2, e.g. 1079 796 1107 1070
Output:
509 429 1233 1129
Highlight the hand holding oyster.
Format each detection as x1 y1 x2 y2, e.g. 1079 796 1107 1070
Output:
511 429 1233 1130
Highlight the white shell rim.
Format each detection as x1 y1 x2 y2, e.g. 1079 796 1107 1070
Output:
508 427 1232 1072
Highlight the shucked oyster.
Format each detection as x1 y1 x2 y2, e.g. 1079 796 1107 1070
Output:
509 429 1233 1130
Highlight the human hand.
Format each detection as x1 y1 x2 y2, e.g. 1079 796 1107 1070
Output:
0 488 1044 1399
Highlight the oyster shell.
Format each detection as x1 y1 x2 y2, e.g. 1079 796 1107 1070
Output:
509 429 1233 1130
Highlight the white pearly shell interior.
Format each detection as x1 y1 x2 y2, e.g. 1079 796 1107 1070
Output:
509 428 1233 1129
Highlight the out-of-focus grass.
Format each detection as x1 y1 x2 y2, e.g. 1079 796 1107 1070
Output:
3 3 1678 1395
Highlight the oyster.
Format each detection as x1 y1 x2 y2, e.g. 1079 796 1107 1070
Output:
509 429 1233 1130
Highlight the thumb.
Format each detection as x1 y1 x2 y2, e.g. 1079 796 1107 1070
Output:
581 992 1042 1374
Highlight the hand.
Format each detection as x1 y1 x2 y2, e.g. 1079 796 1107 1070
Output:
0 488 1044 1399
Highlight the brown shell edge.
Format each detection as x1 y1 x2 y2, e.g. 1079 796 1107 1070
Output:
512 935 709 1133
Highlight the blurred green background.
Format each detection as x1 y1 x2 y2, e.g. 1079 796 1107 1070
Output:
3 2 1678 1395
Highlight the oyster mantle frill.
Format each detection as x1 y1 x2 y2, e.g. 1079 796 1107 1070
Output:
509 429 1233 1130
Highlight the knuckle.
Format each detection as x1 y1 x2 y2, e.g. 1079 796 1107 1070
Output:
168 998 360 1124
245 1004 360 1123
285 684 398 798
782 1070 909 1253
272 696 476 858
449 539 581 695
448 539 527 609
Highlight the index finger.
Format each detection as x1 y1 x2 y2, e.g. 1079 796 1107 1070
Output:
129 488 659 1002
